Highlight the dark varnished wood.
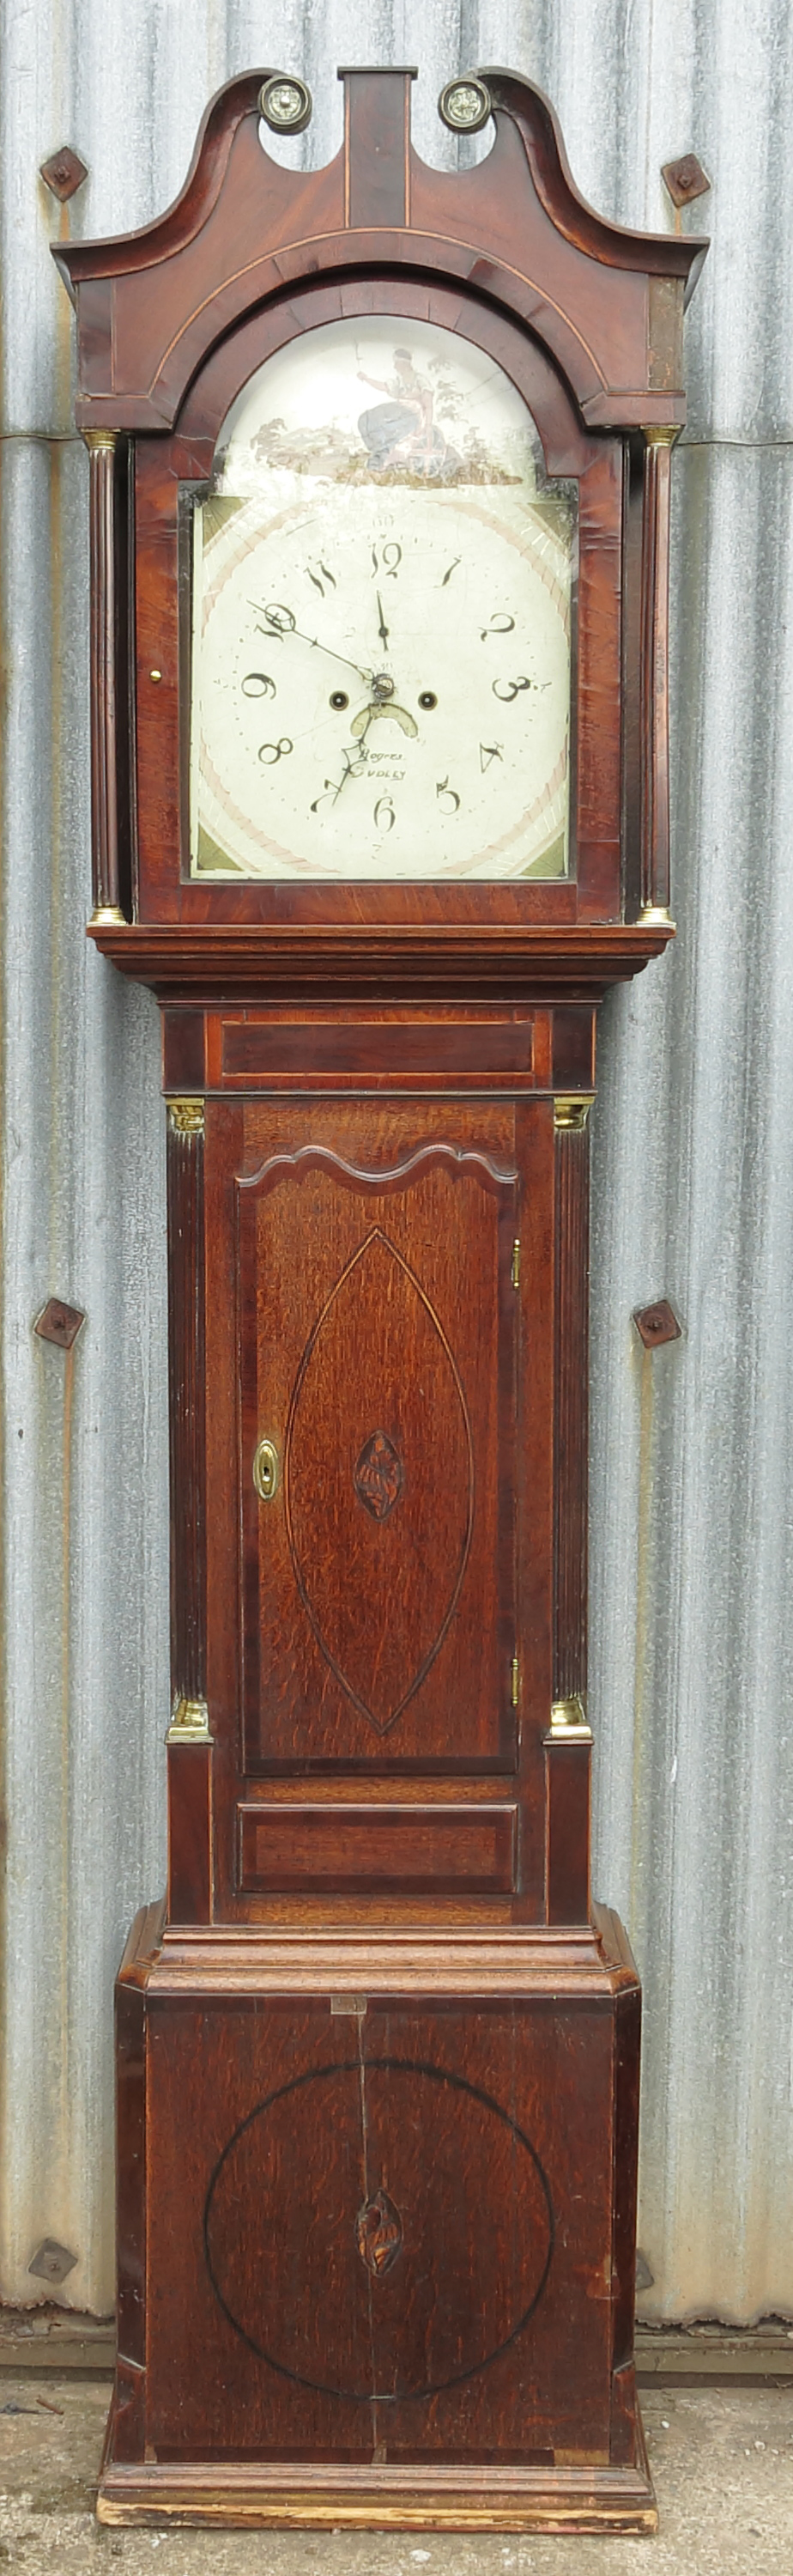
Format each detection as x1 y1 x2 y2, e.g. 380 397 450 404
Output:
88 918 675 1005
58 64 705 980
217 1015 536 1083
166 1107 206 1715
545 1738 591 1926
55 69 705 437
174 270 589 462
201 1097 550 1927
167 1005 554 1096
610 1967 644 2404
237 1132 518 1771
551 1005 595 1091
621 440 645 925
167 1742 212 1926
51 58 707 2528
162 1010 206 1092
640 433 675 914
344 64 413 228
112 1901 164 2469
553 1115 590 1705
87 436 121 915
238 1801 517 1896
100 1904 654 2529
114 1976 146 2379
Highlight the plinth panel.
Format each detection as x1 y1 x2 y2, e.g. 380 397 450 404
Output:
143 1993 615 2464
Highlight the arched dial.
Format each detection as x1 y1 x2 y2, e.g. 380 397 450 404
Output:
189 315 576 883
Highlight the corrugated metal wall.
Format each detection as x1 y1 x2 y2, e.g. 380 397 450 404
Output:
1 0 790 2324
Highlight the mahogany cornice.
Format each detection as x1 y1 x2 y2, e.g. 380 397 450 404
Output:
87 920 673 1006
53 65 706 435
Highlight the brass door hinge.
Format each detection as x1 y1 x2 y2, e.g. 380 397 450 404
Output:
511 1239 520 1290
511 1655 520 1708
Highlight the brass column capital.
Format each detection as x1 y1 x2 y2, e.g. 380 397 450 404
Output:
554 1095 593 1133
167 1098 205 1135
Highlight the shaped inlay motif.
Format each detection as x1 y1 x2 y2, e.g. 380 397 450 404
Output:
354 1430 404 1522
355 2187 403 2275
285 1228 474 1734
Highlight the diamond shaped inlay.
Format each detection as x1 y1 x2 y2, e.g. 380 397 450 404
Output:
355 2186 403 2276
354 1429 404 1522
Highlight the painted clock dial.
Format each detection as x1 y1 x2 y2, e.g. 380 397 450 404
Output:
189 317 577 883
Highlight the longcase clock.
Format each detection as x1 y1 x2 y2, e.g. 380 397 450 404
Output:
55 63 705 2530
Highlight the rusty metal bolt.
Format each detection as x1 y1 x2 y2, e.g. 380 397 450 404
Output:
633 1298 682 1350
39 146 88 202
28 2239 78 2285
661 154 710 209
33 1297 85 1350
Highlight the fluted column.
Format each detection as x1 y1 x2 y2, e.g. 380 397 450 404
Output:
545 1095 593 1925
165 1098 211 1927
84 431 124 924
639 426 676 924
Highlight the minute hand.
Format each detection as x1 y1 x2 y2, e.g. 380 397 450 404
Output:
247 604 372 685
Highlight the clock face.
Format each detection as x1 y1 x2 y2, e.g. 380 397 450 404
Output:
189 319 577 883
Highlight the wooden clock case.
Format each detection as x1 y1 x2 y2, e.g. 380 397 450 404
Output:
55 65 705 2530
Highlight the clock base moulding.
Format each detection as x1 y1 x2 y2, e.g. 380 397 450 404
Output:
98 2458 657 2536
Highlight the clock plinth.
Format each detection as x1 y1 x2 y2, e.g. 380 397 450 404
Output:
99 1908 654 2536
54 60 705 2531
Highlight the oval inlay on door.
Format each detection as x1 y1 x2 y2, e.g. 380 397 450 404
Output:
284 1230 474 1732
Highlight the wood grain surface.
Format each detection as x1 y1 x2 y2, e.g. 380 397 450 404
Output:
166 1110 206 1711
87 437 120 914
197 1097 557 1925
554 1116 590 1704
53 54 705 2525
143 1991 614 2462
57 65 705 436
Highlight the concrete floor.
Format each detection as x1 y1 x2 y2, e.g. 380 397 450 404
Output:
0 2379 790 2573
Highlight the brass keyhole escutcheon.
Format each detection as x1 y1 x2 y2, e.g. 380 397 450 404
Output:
252 1437 279 1501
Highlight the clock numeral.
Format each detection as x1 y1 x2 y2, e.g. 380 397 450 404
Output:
440 557 461 587
373 794 396 833
480 742 504 770
241 671 276 699
257 737 294 766
481 613 515 641
492 674 532 703
306 560 336 598
371 542 402 580
250 601 296 640
436 776 461 816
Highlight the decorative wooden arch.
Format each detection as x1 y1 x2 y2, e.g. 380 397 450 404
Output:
56 67 705 433
54 68 706 998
